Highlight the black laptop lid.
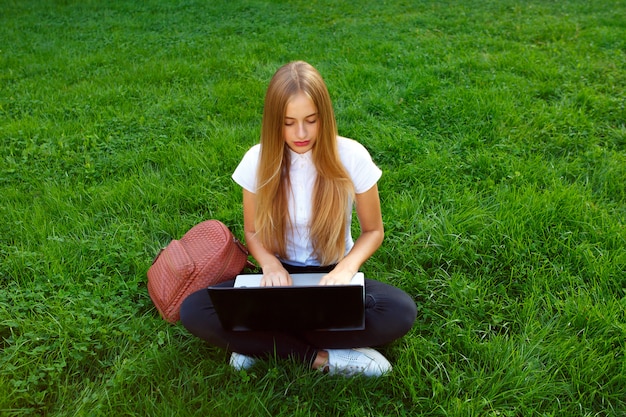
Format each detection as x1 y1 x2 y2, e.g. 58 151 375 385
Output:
208 273 365 331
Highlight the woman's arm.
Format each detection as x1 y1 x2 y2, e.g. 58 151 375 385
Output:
319 184 384 285
242 188 292 286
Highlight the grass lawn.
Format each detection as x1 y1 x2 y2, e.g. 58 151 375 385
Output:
1 0 625 415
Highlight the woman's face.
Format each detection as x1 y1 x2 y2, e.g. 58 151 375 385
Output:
283 92 319 154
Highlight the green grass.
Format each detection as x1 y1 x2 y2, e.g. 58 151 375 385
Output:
1 0 625 415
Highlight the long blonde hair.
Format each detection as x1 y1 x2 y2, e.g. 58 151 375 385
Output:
255 61 354 265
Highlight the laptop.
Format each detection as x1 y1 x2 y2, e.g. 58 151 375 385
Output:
208 272 365 331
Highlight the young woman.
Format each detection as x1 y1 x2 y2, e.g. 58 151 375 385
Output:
180 61 417 377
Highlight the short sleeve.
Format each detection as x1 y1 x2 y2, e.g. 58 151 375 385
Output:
232 144 261 192
338 138 382 194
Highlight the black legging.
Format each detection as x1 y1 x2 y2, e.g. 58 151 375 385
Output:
180 265 417 365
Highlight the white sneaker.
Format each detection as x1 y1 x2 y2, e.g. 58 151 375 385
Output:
229 352 256 370
325 348 392 377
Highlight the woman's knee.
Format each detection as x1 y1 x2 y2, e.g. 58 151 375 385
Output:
364 283 417 341
396 291 418 333
179 290 209 332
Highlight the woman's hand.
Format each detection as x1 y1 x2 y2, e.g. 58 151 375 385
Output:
260 264 292 287
319 269 355 286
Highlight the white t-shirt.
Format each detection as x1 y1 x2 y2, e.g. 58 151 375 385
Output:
232 136 382 266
